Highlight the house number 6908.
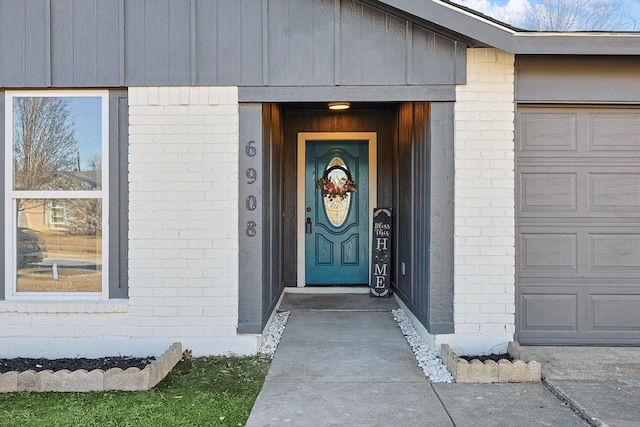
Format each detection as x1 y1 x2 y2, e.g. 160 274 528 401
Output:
244 140 258 238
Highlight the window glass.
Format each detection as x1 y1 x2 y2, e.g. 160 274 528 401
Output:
12 97 102 191
16 199 102 293
323 157 352 228
6 92 107 297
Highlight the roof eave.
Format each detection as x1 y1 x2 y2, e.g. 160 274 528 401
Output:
376 0 640 55
512 33 640 55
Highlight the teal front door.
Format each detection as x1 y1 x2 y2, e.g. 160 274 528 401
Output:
305 140 369 284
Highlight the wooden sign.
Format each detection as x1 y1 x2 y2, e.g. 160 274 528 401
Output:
370 208 392 297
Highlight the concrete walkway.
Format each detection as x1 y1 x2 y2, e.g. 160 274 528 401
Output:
246 293 592 426
519 346 640 427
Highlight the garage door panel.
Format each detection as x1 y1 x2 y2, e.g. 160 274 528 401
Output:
590 173 640 212
519 172 577 212
518 227 640 279
518 286 640 341
590 113 640 151
590 294 640 332
590 234 640 273
519 232 578 275
518 108 640 159
519 112 577 152
519 167 640 218
519 292 578 332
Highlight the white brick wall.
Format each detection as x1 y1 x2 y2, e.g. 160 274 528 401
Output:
436 48 516 355
0 87 258 358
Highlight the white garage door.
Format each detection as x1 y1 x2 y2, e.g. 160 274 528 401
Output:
516 106 640 345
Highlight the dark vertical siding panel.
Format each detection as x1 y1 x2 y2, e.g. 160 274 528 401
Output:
124 0 192 85
109 90 128 298
0 91 4 300
360 5 386 84
311 0 335 85
216 0 243 84
454 41 467 84
267 0 289 85
239 0 263 85
286 1 314 84
51 0 74 85
52 0 120 87
143 1 170 84
194 0 217 84
340 0 363 84
434 34 455 84
72 0 98 85
394 103 413 298
413 103 430 318
0 1 26 87
269 104 284 306
24 0 49 86
261 104 285 328
238 104 265 333
124 0 145 84
96 0 120 86
167 0 191 84
384 13 407 85
428 102 454 332
261 105 273 323
411 25 435 85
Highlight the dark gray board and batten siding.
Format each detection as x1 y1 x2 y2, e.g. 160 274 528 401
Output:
0 0 465 90
1 0 464 334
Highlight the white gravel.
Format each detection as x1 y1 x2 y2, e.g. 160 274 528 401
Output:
258 311 290 358
392 308 454 383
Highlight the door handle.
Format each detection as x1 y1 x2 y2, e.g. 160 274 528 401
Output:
305 217 312 234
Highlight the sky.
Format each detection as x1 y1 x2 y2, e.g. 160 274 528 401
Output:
450 0 640 30
66 97 102 171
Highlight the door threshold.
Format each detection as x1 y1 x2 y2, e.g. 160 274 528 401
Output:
285 286 369 294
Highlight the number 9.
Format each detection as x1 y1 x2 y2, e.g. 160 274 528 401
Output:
246 168 257 184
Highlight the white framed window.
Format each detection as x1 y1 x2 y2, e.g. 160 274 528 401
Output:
4 91 109 298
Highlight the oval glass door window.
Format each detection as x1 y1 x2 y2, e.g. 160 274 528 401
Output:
323 157 351 227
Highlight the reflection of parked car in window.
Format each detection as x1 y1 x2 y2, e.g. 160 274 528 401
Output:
17 227 44 266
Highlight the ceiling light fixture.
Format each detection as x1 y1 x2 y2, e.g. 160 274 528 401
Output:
328 102 351 110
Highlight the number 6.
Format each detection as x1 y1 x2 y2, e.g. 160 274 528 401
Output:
245 140 256 157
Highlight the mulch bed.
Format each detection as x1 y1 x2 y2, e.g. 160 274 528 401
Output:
459 353 514 363
0 356 155 373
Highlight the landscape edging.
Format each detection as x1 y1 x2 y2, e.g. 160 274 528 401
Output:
0 342 182 393
440 342 541 383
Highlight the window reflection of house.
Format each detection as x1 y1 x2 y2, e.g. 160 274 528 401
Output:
19 170 101 233
48 200 67 229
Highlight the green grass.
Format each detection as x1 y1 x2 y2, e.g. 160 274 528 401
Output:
0 352 271 427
